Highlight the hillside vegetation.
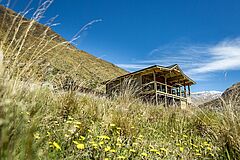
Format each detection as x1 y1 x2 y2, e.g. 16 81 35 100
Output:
1 66 240 159
0 5 127 89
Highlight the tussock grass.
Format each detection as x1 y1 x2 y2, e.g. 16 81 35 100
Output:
0 1 240 159
1 66 240 159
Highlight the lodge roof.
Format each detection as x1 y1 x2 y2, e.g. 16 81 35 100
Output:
103 64 196 86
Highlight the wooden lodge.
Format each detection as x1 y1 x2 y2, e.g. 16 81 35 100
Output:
104 64 196 108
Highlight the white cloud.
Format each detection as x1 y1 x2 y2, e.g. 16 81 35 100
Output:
190 38 240 73
118 38 240 81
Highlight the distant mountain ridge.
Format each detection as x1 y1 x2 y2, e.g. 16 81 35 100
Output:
190 91 222 106
199 82 240 109
0 5 128 89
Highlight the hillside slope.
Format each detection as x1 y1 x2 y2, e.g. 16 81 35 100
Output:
0 5 127 89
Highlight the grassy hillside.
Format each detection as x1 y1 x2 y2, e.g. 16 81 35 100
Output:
0 5 127 89
1 66 240 159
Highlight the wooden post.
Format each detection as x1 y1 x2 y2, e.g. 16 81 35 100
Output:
153 71 158 105
188 84 191 96
179 86 181 96
164 76 167 107
184 82 187 98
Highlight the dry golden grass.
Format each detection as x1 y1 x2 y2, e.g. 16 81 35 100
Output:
1 67 240 159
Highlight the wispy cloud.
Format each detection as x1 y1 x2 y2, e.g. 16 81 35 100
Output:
189 38 240 74
118 38 240 81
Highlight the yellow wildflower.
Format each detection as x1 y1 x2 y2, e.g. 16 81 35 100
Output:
203 141 210 146
92 143 98 147
139 135 144 138
80 136 86 140
66 121 73 124
74 121 81 125
116 143 122 147
73 141 79 145
117 156 126 159
110 123 116 127
117 137 122 143
74 125 80 128
68 116 74 120
176 143 181 146
64 134 70 138
195 153 201 156
104 146 111 152
99 141 104 145
47 132 51 136
77 143 85 150
34 133 40 139
183 134 188 138
160 147 167 152
92 143 98 148
141 152 148 157
209 153 214 157
98 135 110 140
104 158 109 160
73 140 84 149
206 147 212 151
68 129 75 134
179 147 184 152
53 142 61 150
49 145 54 148
156 151 161 155
130 149 136 153
110 149 116 153
191 143 198 148
150 149 158 152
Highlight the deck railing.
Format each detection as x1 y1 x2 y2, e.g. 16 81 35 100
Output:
142 81 186 99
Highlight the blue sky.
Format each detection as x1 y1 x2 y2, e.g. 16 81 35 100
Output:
2 0 240 92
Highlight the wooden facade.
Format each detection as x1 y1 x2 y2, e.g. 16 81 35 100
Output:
104 64 196 108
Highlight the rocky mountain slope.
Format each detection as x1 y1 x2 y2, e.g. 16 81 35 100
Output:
190 91 222 106
199 82 240 109
0 5 127 89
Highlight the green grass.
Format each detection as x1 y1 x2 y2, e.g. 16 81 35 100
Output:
0 72 240 159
